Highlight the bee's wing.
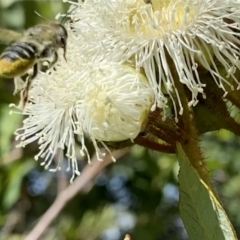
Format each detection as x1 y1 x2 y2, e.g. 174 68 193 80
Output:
0 28 23 44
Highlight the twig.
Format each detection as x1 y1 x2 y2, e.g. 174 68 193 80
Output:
25 148 129 240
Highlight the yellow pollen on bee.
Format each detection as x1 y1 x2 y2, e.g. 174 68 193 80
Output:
0 58 35 78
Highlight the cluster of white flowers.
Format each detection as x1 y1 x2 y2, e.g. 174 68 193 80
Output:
11 0 240 181
68 0 240 113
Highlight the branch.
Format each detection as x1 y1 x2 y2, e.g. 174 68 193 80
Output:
25 148 129 240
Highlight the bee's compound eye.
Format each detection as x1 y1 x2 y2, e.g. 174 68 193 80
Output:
60 37 66 48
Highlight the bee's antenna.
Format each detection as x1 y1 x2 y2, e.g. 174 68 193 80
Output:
60 6 78 24
34 11 47 22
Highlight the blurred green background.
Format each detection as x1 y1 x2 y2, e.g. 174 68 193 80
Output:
1 1 240 240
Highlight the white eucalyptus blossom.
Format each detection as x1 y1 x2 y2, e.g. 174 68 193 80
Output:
12 30 154 181
12 0 240 180
68 0 240 119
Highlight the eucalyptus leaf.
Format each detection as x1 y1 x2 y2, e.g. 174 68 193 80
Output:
177 143 237 240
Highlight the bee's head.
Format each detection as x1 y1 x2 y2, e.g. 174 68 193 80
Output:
53 23 68 61
55 6 77 61
34 8 78 61
34 11 69 61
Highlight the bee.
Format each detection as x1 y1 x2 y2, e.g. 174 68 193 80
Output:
0 11 71 107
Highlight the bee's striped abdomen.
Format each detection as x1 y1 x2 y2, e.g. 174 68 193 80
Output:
0 42 37 61
0 42 38 78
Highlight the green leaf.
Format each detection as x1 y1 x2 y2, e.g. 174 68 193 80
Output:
177 143 237 240
3 160 35 210
0 104 22 156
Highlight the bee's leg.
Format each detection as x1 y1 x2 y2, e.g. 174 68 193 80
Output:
21 63 38 108
49 52 58 70
31 63 38 79
40 46 57 70
13 77 26 95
